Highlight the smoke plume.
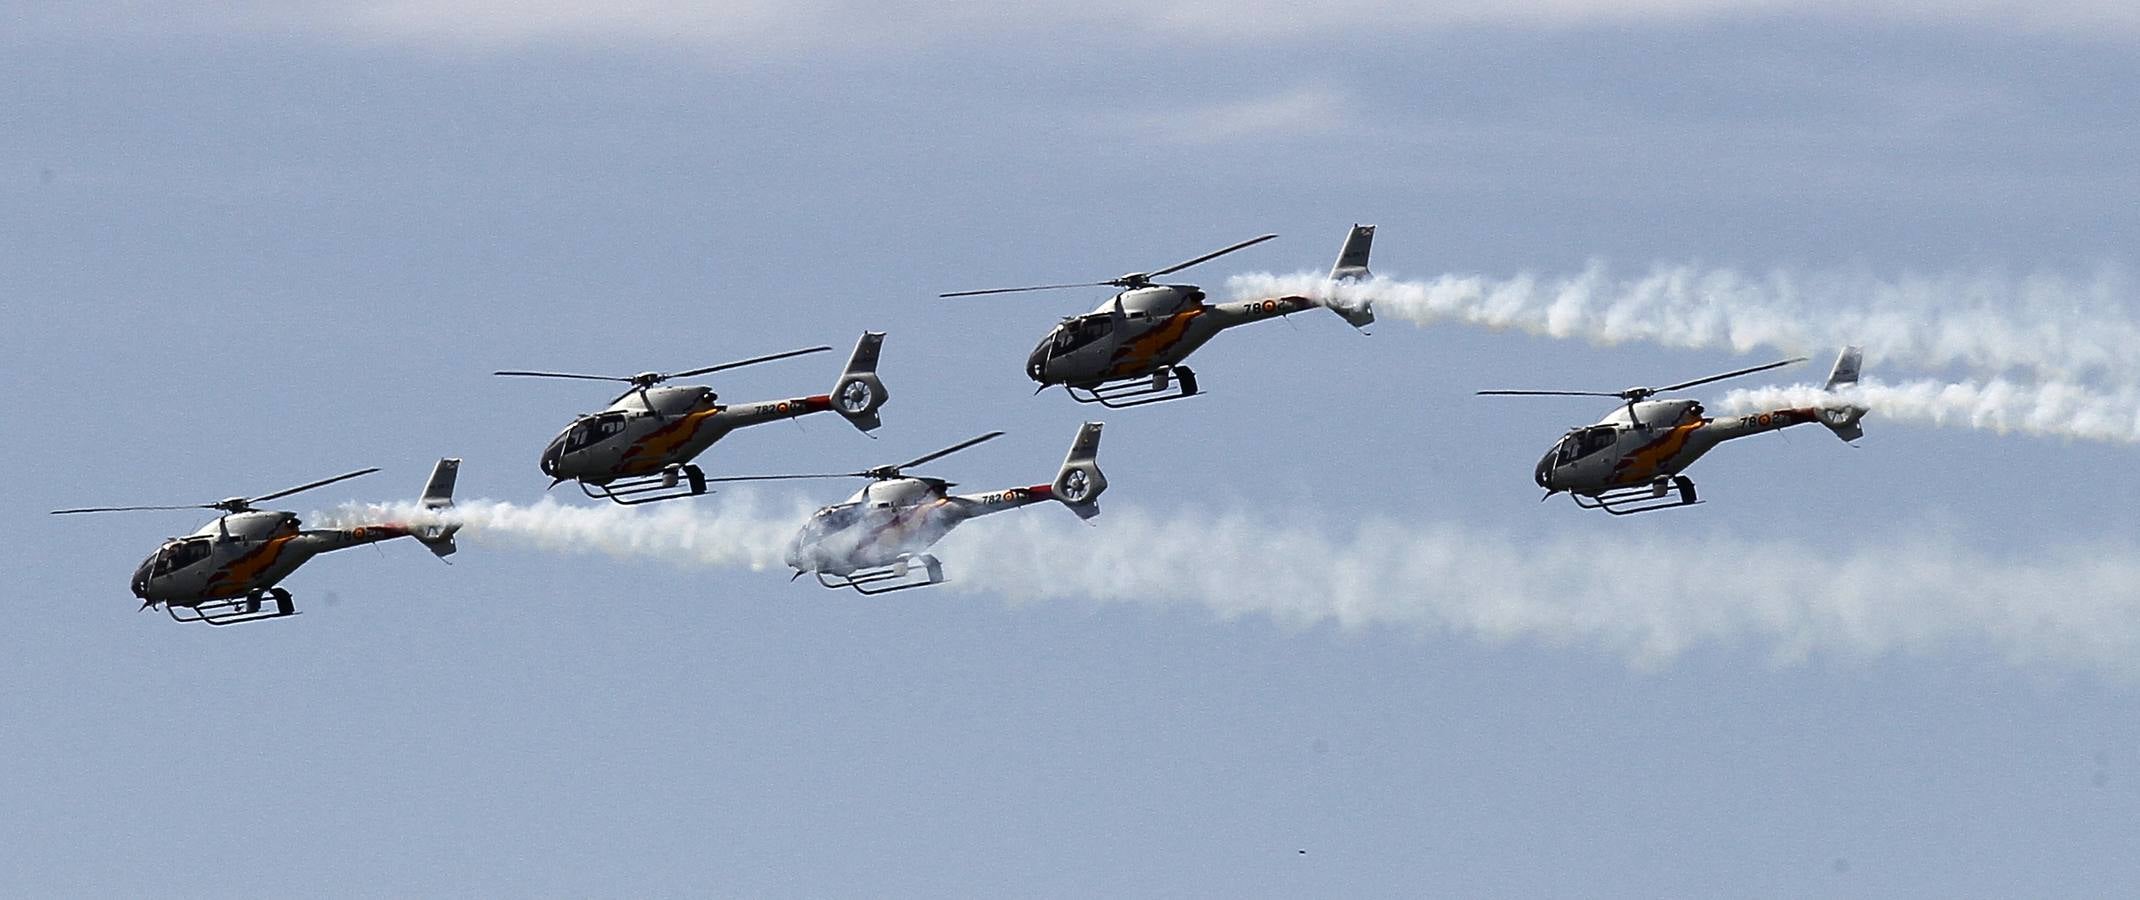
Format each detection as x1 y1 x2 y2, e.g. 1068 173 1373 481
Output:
1231 264 2140 387
1724 378 2140 445
327 495 2140 676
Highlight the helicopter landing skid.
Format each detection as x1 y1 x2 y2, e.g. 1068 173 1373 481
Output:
1065 366 1199 408
816 555 946 595
166 587 297 626
1570 476 1701 516
579 464 709 506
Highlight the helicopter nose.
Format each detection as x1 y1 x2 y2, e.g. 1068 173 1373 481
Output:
540 437 567 477
130 557 153 599
1534 451 1556 490
1026 342 1050 383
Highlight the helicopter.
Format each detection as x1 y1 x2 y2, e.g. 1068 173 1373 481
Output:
496 332 890 505
1480 347 1868 515
705 422 1107 594
941 226 1379 408
50 459 462 626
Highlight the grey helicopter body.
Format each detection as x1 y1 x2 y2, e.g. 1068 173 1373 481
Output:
1492 348 1869 514
716 423 1106 594
59 460 462 626
949 227 1378 407
504 332 890 504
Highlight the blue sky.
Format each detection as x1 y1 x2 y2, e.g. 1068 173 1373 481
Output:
7 3 2140 895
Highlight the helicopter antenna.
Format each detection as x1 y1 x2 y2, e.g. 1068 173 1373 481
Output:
939 234 1277 298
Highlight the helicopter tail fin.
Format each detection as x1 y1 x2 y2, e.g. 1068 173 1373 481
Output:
1322 224 1376 330
830 331 890 433
1050 422 1108 521
413 457 461 558
1818 346 1868 443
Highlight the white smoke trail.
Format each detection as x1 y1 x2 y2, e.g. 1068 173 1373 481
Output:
327 495 2140 676
1723 378 2140 445
940 509 2140 674
1230 264 2140 387
325 495 811 572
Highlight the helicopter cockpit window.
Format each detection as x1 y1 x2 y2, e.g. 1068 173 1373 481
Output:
154 538 212 576
1557 426 1618 464
812 504 863 532
563 413 630 452
1051 315 1115 356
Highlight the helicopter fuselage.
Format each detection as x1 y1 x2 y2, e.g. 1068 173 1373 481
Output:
1025 284 1329 387
542 384 842 484
130 510 435 605
784 477 1057 577
1533 399 1841 495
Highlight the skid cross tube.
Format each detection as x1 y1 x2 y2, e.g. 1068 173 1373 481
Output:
814 555 946 595
1064 366 1199 409
165 587 297 626
1567 476 1701 516
578 464 709 506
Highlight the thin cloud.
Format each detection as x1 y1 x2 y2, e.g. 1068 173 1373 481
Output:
25 1 2140 54
1120 86 1358 144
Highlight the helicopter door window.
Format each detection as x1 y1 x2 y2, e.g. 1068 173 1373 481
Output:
155 538 212 575
1570 426 1617 460
1053 316 1115 356
565 413 630 451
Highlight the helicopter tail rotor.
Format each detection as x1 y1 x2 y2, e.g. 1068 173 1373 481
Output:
411 458 462 559
1818 346 1869 443
1320 224 1377 330
1048 422 1108 521
829 332 890 432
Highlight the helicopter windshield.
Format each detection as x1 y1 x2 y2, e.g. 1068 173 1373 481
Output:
153 537 212 576
563 412 629 452
1050 315 1115 357
1556 426 1619 465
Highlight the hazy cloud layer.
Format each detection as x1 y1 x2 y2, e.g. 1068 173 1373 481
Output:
23 1 2140 52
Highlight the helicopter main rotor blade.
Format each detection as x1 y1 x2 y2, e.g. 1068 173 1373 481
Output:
699 472 864 484
1146 233 1278 278
1655 357 1806 393
248 468 381 505
49 504 216 515
938 282 1114 299
887 431 1006 473
493 370 635 383
666 345 835 380
1475 390 1627 397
